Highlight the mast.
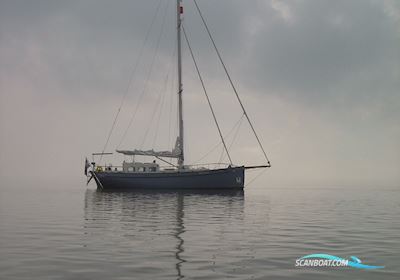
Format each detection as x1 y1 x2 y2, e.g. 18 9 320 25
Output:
177 0 184 168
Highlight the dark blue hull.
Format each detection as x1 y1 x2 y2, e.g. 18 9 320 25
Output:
92 166 245 190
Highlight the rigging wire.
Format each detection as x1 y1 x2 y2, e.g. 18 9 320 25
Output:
117 0 169 149
99 0 163 162
193 113 244 165
193 0 271 167
182 25 233 165
228 114 244 150
168 42 177 149
245 168 268 187
151 74 170 148
140 76 166 149
219 113 244 163
140 69 170 149
152 46 177 148
139 1 172 149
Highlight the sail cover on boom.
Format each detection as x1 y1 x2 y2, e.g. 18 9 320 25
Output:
116 149 180 159
117 137 182 159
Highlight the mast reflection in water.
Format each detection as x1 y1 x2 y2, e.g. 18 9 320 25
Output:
84 189 244 279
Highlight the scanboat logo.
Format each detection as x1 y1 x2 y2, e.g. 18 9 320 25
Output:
295 254 384 270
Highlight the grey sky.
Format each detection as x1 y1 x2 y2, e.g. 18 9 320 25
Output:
0 0 399 187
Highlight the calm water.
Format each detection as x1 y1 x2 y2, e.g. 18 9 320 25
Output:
0 183 399 279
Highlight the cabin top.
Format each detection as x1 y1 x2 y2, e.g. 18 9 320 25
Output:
122 161 160 173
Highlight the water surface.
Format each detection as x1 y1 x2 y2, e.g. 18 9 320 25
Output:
0 183 399 279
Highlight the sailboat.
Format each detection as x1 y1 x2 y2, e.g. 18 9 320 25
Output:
85 0 271 190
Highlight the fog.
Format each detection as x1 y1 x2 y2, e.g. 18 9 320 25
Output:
1 0 399 188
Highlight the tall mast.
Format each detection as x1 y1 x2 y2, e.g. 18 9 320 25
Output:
177 0 184 168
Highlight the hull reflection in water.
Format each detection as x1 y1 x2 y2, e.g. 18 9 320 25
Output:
84 189 244 279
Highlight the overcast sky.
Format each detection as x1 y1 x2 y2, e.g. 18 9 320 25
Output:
0 0 399 188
